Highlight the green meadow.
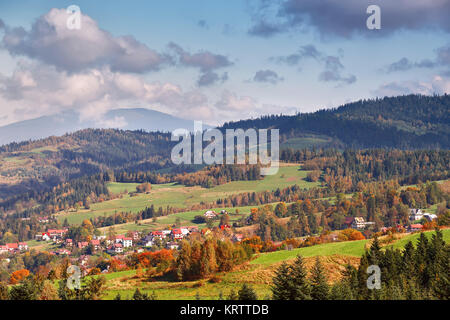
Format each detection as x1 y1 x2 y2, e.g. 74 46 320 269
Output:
57 165 319 226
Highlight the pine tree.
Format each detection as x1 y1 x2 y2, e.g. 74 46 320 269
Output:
310 257 329 300
289 255 311 300
238 283 258 300
271 262 292 300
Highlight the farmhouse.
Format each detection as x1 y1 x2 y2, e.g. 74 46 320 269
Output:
423 213 437 222
123 238 133 248
409 224 423 232
90 239 101 250
171 228 184 240
409 209 424 221
351 217 366 229
204 210 217 219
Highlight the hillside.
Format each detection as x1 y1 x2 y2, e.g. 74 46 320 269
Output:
98 229 450 300
223 94 450 149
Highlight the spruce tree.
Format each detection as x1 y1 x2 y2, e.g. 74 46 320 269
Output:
289 255 311 300
238 283 258 300
271 262 292 300
310 257 329 300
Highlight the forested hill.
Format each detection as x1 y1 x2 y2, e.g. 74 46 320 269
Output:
222 94 450 149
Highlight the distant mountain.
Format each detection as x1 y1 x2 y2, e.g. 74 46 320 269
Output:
0 108 204 146
222 94 450 149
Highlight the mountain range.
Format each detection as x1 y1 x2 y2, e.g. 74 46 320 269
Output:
0 108 204 146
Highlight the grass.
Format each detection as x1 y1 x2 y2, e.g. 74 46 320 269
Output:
251 240 368 265
386 228 450 250
56 166 319 226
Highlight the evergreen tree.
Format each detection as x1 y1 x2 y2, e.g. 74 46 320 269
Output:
271 262 292 300
289 255 311 300
238 283 258 300
309 257 329 300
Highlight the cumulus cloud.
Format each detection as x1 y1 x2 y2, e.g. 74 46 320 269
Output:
248 0 450 38
271 45 321 66
168 42 233 86
373 75 450 97
0 8 171 73
215 90 256 111
252 69 283 84
0 62 211 124
273 45 356 85
384 44 450 74
197 71 228 87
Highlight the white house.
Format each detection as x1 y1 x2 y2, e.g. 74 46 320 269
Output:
351 217 366 229
123 238 133 248
423 213 437 221
409 209 424 221
204 210 217 219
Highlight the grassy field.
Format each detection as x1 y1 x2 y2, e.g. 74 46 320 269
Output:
386 228 450 250
251 240 368 265
56 165 319 225
97 204 259 235
280 135 332 149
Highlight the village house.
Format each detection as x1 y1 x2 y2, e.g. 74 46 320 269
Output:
166 242 180 250
142 235 154 247
90 239 101 251
0 246 8 255
409 209 424 221
57 249 71 256
18 242 28 251
180 227 190 236
114 243 123 254
129 231 140 241
409 224 423 232
38 216 50 224
351 217 366 229
171 228 184 240
77 242 89 250
151 231 165 239
423 213 437 222
115 235 125 243
123 238 133 248
65 239 73 247
204 210 217 219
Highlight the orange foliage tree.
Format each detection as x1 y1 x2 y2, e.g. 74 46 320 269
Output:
339 228 366 241
10 269 30 284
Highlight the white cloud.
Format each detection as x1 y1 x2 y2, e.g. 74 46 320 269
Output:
1 8 170 73
373 75 450 97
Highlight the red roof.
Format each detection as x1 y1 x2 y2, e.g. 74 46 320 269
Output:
123 238 132 241
6 243 18 249
172 229 182 234
410 224 423 229
115 235 125 239
115 243 123 248
91 240 100 245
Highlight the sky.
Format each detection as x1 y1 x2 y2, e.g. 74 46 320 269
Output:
0 0 449 127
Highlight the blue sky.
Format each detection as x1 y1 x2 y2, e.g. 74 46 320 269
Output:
0 0 449 126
